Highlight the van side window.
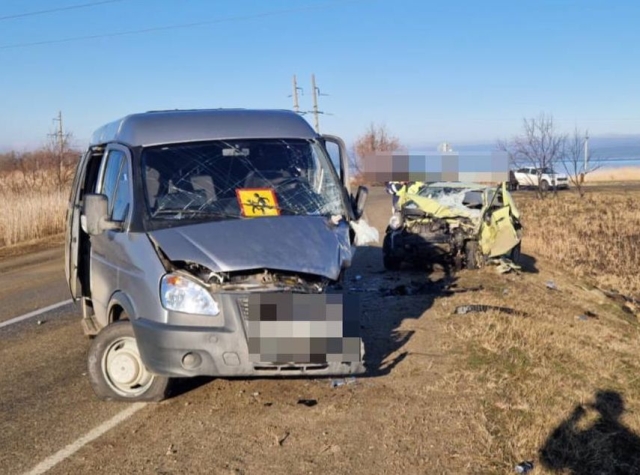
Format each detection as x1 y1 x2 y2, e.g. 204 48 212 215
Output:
112 159 131 222
100 150 131 222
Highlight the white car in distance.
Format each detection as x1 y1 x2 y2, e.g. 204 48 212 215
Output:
512 166 569 191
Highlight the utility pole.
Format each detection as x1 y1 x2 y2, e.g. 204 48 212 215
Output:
584 129 589 173
290 74 304 114
55 111 64 158
292 75 300 113
289 74 330 131
50 110 66 190
311 74 320 133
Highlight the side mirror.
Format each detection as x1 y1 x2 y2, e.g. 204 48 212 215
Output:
353 185 368 220
82 193 122 235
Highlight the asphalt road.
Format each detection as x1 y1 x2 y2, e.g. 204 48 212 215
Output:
0 188 400 475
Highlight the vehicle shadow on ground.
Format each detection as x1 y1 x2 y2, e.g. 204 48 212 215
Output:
168 376 215 399
347 245 456 378
518 252 539 274
538 390 640 474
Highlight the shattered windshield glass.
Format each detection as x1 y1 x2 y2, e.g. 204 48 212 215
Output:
141 139 346 225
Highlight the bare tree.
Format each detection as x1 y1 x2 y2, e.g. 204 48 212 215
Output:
42 129 80 191
13 149 46 189
352 122 404 184
561 128 603 198
498 112 567 198
2 127 81 192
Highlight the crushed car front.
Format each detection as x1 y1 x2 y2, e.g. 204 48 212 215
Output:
383 181 522 270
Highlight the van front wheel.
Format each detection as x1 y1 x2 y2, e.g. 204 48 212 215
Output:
87 319 171 402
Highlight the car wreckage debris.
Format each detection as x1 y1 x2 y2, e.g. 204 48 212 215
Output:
453 304 527 316
297 399 318 407
546 280 558 290
514 460 534 474
350 218 379 246
330 377 357 388
380 282 484 297
487 257 522 274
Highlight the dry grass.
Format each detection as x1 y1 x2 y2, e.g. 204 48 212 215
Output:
434 184 640 472
0 171 69 248
585 166 640 183
517 188 640 296
440 264 640 473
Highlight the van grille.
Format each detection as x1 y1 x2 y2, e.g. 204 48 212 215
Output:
237 296 249 321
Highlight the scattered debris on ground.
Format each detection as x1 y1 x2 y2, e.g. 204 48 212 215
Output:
577 310 599 321
453 304 527 317
546 280 558 291
297 399 317 407
277 432 290 446
514 460 534 473
601 288 640 315
330 377 357 388
379 281 483 297
487 257 522 274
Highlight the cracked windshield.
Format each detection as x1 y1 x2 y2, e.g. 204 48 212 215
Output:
142 138 345 224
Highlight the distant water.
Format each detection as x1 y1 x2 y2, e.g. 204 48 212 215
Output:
558 157 640 170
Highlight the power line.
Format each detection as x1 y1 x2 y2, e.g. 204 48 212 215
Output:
0 0 370 50
0 0 125 21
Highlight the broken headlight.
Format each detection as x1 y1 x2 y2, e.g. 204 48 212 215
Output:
389 212 403 230
160 274 220 316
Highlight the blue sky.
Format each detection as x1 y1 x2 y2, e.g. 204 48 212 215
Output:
1 0 640 152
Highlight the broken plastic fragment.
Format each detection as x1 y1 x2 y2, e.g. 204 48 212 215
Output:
489 257 521 274
349 218 379 246
454 304 525 316
514 461 534 473
330 377 357 388
546 280 558 290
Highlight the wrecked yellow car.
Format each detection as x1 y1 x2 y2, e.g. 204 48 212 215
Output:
382 181 522 271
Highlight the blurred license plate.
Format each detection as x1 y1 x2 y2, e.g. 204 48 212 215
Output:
246 293 361 364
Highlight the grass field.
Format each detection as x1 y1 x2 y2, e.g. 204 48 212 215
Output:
586 166 640 182
517 188 640 296
0 171 69 248
438 185 640 473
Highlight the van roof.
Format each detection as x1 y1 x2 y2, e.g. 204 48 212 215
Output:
89 108 318 147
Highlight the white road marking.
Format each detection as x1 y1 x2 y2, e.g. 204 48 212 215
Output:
0 299 74 329
23 402 147 475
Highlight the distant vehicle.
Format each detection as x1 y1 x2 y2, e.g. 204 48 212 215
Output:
512 166 569 191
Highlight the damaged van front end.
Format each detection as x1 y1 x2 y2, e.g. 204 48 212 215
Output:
382 182 522 271
135 214 365 379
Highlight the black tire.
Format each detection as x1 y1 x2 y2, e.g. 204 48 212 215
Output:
464 240 479 269
87 319 171 402
540 180 550 192
382 233 402 271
